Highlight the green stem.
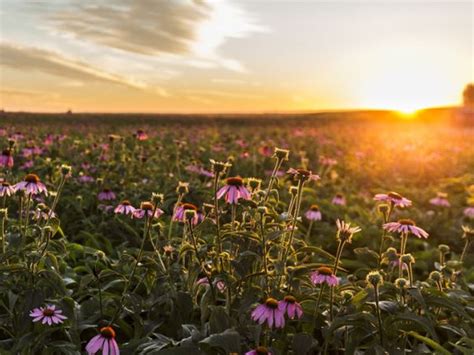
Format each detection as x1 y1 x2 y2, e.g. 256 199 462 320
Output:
460 239 470 263
263 158 283 204
374 284 384 347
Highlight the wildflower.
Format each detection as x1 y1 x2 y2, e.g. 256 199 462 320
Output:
33 204 56 221
278 295 303 319
176 181 189 195
0 182 15 197
114 200 136 216
0 149 13 168
336 219 361 243
247 177 262 192
374 191 412 208
463 206 474 219
217 177 251 204
429 271 442 282
273 147 290 161
134 129 148 141
14 174 48 196
319 156 337 166
79 174 94 183
173 203 203 225
29 305 67 325
332 193 346 206
311 266 339 286
210 159 231 175
251 298 285 328
429 192 450 207
287 168 320 182
383 219 429 239
163 245 175 256
259 145 273 157
366 271 383 286
305 204 322 221
246 346 272 355
98 189 116 201
395 278 408 289
185 164 214 177
133 201 164 219
462 225 474 242
86 326 120 355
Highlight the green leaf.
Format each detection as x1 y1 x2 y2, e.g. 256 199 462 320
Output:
405 331 450 355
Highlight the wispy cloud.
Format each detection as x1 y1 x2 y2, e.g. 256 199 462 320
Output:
0 43 167 94
49 0 266 72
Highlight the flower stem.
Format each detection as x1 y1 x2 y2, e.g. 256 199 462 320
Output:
263 158 283 204
374 284 384 348
460 239 471 263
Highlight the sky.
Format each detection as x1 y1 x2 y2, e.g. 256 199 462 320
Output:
0 0 472 113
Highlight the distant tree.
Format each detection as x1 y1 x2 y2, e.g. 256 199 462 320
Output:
463 84 474 107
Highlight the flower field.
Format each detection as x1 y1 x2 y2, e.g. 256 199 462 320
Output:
0 113 473 354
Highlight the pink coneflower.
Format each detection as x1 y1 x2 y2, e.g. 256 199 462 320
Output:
133 201 164 219
0 182 15 197
264 169 285 177
258 145 273 157
173 203 203 225
29 305 67 325
33 208 56 221
464 207 474 219
217 177 251 204
0 149 13 168
114 200 136 215
135 129 148 141
305 204 322 221
311 266 340 286
251 298 285 329
98 204 114 213
246 346 272 355
278 295 303 319
21 160 34 170
14 174 48 196
332 193 346 206
185 164 214 178
336 219 361 243
287 168 320 182
429 192 450 207
98 189 116 201
319 156 337 167
383 219 429 239
86 326 120 355
79 175 95 183
374 191 412 208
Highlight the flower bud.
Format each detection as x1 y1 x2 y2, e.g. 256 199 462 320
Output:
400 254 415 264
273 147 290 161
60 164 72 176
438 244 450 254
184 209 197 221
176 181 189 195
395 277 408 289
152 193 164 204
429 270 442 282
210 159 231 174
289 186 298 196
366 270 383 286
257 206 268 215
0 208 7 219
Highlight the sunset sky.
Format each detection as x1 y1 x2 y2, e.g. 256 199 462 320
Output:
0 0 472 113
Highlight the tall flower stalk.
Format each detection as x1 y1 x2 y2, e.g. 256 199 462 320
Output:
263 148 289 204
366 271 384 347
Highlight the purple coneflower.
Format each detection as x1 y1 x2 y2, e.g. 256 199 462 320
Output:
287 168 320 182
217 177 251 204
86 326 120 355
305 204 322 221
135 129 148 141
251 298 285 329
114 200 136 215
383 219 429 239
374 191 412 208
311 266 340 286
278 295 303 319
29 305 67 325
14 174 48 196
21 160 34 170
336 219 361 243
246 346 272 355
0 149 13 168
429 192 450 207
196 277 226 292
464 206 474 219
332 193 346 206
173 203 203 225
98 189 116 201
133 201 164 219
79 174 94 183
0 182 15 197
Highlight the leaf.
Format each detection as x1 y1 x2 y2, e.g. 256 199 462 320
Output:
199 329 241 354
405 331 450 355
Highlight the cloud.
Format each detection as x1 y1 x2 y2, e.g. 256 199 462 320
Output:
0 88 59 99
0 43 167 94
49 0 266 71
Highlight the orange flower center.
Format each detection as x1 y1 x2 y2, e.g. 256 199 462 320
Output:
121 200 131 205
398 219 415 226
310 204 319 211
265 298 279 309
181 203 198 211
388 192 403 200
284 295 296 303
141 201 154 210
226 177 243 186
317 266 333 275
24 174 40 183
100 326 116 339
43 309 54 317
256 346 269 355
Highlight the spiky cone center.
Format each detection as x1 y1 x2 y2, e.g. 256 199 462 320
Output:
335 193 344 198
226 177 243 186
310 204 320 211
120 200 131 206
398 219 415 226
284 295 296 304
140 201 154 210
43 308 54 316
256 346 270 355
2 149 11 156
366 271 383 286
388 191 403 200
317 266 333 276
265 298 279 309
102 188 111 193
100 326 116 339
24 174 40 183
338 230 353 242
181 203 198 211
